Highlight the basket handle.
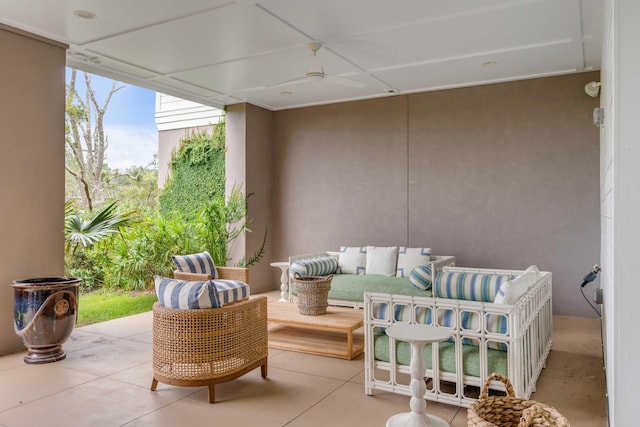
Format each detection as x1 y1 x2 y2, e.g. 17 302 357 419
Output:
294 272 302 280
518 403 569 427
479 373 516 399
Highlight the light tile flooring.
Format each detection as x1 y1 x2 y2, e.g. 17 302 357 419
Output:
0 291 607 426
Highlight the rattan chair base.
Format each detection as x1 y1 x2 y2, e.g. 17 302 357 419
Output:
150 296 268 403
151 358 267 403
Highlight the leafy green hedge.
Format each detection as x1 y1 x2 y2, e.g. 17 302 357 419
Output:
159 121 225 218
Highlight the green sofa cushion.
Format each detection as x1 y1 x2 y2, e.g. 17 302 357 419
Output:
373 332 508 378
292 273 433 302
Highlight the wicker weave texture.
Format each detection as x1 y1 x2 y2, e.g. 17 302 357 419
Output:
294 275 333 315
152 296 267 381
173 266 249 282
467 373 569 427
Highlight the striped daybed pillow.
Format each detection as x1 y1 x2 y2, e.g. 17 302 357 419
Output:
409 264 434 290
434 271 510 303
291 256 338 277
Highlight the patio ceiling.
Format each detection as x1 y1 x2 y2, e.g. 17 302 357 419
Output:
0 0 602 111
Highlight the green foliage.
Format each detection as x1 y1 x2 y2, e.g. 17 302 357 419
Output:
102 163 159 215
65 201 137 252
196 184 266 267
65 113 266 293
77 291 158 327
65 246 106 292
64 200 137 291
101 214 202 290
159 122 226 218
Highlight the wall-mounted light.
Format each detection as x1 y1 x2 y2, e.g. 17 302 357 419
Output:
584 81 601 97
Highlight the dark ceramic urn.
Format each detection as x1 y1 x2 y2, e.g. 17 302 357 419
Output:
12 277 81 364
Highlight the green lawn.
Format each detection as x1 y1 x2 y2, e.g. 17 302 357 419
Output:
77 291 157 327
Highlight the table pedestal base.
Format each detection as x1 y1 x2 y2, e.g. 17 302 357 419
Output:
386 411 449 427
384 324 452 427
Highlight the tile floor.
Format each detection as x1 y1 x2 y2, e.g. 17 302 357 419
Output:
0 291 607 426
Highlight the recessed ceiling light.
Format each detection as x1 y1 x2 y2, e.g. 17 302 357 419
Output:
280 91 292 96
73 10 97 19
482 61 497 67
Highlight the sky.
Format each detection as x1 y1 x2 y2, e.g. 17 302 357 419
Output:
65 68 158 170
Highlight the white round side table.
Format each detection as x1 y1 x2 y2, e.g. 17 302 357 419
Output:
270 262 290 302
385 324 452 427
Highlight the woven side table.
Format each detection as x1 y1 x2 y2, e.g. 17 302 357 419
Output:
385 324 452 427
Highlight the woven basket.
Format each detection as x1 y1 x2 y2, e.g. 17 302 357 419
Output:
293 273 333 315
468 373 570 427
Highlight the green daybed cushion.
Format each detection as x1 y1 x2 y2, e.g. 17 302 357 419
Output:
373 332 508 378
292 274 433 302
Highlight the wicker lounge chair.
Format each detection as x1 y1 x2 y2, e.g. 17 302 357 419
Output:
151 265 267 403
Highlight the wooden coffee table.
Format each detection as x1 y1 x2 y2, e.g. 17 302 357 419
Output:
267 302 364 360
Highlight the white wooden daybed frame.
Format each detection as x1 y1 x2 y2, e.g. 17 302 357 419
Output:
363 266 553 408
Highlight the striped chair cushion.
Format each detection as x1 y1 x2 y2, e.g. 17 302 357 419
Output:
154 276 221 309
409 264 433 290
290 257 338 277
213 280 250 305
434 271 510 302
171 251 218 279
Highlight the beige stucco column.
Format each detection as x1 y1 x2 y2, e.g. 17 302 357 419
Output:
225 103 275 294
0 25 67 355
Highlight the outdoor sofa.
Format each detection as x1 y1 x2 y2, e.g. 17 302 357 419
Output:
288 246 456 308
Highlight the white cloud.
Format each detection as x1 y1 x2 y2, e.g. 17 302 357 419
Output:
103 125 158 170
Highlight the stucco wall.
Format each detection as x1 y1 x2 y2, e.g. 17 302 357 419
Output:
271 72 600 317
226 104 275 294
600 0 640 424
0 26 67 355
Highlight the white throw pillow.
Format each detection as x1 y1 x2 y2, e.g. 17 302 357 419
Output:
366 246 398 277
493 277 524 304
338 246 367 275
521 265 540 284
494 265 541 304
396 247 432 277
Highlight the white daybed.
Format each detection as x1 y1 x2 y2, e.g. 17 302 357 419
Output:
363 266 553 408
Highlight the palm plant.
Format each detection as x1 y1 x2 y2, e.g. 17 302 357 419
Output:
198 185 267 267
64 201 137 253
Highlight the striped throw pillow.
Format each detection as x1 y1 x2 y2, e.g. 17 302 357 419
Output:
213 280 250 305
154 276 221 309
290 257 338 277
434 271 510 302
171 251 218 279
409 264 433 290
